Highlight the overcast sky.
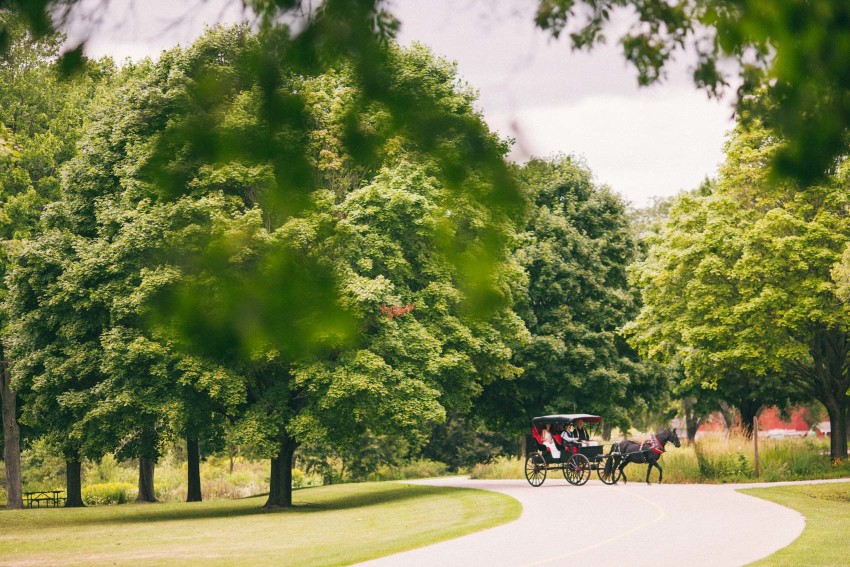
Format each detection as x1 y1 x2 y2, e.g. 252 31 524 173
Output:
63 0 735 207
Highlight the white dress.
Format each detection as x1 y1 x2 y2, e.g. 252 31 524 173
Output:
541 429 561 458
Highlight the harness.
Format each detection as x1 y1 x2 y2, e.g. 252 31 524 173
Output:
641 433 664 456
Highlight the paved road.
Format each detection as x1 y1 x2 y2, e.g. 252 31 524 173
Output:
359 476 849 567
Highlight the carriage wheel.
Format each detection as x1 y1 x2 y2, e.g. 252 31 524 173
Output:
563 454 590 485
597 456 622 485
525 453 547 487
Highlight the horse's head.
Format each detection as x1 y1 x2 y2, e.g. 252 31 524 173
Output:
667 428 681 448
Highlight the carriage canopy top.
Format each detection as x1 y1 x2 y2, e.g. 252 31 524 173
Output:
531 414 602 426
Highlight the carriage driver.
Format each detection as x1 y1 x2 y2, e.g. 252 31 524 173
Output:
574 419 590 444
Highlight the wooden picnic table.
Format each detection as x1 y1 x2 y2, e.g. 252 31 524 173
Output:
23 490 65 508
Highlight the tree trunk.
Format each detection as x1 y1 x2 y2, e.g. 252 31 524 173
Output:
684 405 699 446
186 437 202 502
137 458 158 503
826 401 849 460
717 400 737 434
64 459 85 507
1 363 22 509
809 327 850 460
737 400 762 439
264 433 298 509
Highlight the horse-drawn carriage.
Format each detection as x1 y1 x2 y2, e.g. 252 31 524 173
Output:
525 414 619 487
524 413 681 487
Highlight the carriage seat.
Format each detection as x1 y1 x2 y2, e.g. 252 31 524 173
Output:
555 434 579 456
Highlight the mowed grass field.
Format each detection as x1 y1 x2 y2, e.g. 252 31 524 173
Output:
0 482 520 566
743 482 850 566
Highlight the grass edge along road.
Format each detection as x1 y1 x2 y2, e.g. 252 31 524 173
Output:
743 481 850 566
0 481 521 566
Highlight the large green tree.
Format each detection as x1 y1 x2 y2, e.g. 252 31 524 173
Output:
0 13 108 508
4 51 245 505
629 181 798 438
151 34 526 508
478 156 666 436
8 25 525 509
628 117 850 458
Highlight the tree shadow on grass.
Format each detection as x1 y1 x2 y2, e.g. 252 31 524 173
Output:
293 484 456 513
12 484 461 528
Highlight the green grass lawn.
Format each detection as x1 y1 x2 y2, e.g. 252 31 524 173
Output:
742 482 850 566
0 482 520 566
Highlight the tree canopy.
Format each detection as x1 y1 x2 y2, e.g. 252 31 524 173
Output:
477 156 669 434
627 114 850 458
4 25 527 507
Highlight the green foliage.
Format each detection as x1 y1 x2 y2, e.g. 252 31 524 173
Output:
0 123 17 163
627 114 850 457
82 454 134 485
423 414 517 470
535 0 850 184
19 438 65 491
3 26 526 510
479 155 666 433
81 482 134 505
693 443 749 479
0 13 109 243
11 0 850 186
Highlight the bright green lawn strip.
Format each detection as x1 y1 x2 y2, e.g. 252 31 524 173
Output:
742 482 850 566
0 482 520 566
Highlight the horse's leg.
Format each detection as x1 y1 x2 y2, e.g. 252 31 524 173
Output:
647 459 663 484
619 458 628 484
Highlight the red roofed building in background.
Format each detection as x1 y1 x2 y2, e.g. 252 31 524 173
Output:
695 406 826 439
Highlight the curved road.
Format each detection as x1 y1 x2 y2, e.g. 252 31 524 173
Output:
358 477 850 567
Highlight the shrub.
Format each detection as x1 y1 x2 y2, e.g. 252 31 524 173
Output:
83 455 135 485
82 482 135 505
291 468 304 488
399 459 449 479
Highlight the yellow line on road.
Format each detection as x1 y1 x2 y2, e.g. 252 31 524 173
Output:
522 489 667 567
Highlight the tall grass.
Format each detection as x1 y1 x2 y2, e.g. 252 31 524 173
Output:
469 434 850 483
470 456 523 479
663 433 850 483
365 459 450 481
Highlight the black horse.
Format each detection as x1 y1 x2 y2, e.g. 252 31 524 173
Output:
604 428 680 484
